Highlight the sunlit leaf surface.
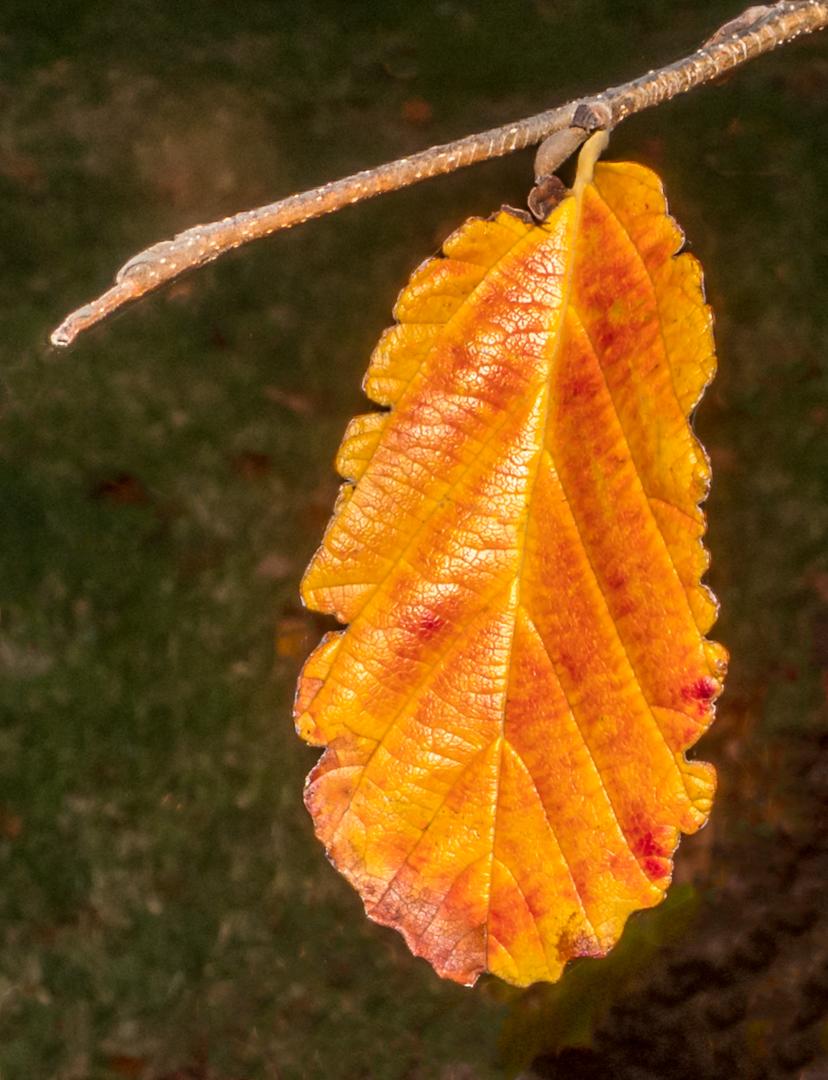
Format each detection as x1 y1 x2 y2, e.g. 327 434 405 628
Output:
295 138 727 987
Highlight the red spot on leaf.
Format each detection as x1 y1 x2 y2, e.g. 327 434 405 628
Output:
643 856 669 880
633 830 662 857
416 609 444 638
683 677 719 703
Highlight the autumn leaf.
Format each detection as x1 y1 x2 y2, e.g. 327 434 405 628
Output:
295 133 727 987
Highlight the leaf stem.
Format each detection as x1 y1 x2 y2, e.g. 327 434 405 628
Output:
51 1 827 348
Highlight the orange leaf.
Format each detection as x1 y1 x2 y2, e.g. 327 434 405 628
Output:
295 134 727 987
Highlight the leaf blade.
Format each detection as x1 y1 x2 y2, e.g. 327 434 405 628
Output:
296 149 725 987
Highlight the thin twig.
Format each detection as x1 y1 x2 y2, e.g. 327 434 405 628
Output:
51 1 828 348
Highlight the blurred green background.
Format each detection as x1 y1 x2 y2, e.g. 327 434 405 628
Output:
0 2 826 1077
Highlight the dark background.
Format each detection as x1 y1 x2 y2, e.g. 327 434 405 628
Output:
0 2 826 1077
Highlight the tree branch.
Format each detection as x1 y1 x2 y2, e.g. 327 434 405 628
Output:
51 1 827 348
